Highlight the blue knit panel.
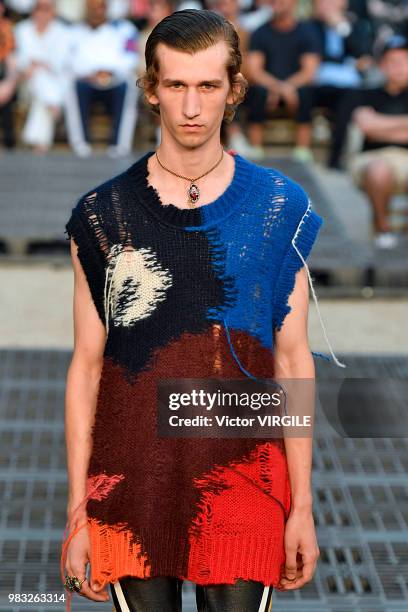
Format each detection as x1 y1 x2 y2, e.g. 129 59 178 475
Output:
197 160 323 352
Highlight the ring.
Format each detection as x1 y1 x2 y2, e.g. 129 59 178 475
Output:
64 575 86 592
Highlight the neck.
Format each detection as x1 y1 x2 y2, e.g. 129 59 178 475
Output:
155 140 225 178
272 14 295 30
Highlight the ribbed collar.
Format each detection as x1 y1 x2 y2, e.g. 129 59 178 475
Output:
126 149 257 229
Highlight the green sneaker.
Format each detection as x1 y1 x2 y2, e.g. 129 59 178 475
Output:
292 146 314 163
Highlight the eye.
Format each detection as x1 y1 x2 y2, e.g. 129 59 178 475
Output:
202 84 215 90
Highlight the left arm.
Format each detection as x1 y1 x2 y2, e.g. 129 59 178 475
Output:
273 266 320 590
353 107 408 142
286 53 320 89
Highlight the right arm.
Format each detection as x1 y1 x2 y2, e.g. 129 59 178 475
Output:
63 237 109 603
65 236 107 525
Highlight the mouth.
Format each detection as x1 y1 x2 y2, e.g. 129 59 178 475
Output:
181 124 203 128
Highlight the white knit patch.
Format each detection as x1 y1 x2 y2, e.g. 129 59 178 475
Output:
104 244 173 333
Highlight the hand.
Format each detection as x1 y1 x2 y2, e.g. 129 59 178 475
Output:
277 81 299 113
266 87 280 110
353 106 378 131
64 518 110 603
90 71 114 87
276 506 320 591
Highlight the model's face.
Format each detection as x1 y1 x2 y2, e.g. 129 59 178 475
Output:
380 49 408 89
147 40 238 150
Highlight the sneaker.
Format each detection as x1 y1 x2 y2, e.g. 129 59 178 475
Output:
292 146 314 163
106 145 131 159
374 231 399 249
73 142 92 158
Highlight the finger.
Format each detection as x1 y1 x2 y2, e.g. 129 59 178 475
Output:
279 557 317 590
76 579 110 602
283 546 298 581
70 561 108 602
277 566 302 588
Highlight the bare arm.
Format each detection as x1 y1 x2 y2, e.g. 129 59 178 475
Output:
286 53 320 89
273 266 320 590
353 107 408 143
65 237 106 525
246 50 280 89
274 266 315 510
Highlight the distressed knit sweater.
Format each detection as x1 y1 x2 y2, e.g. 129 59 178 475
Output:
60 149 344 609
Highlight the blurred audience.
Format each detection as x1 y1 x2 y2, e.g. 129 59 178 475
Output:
136 0 176 145
366 0 408 57
306 0 373 168
64 0 140 158
55 1 86 22
5 0 35 19
245 0 321 161
0 0 17 149
1 0 408 178
347 35 408 249
206 0 254 154
14 0 71 153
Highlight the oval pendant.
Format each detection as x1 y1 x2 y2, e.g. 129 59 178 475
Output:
188 182 200 205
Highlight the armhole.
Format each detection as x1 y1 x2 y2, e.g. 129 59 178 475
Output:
65 195 107 329
272 197 323 332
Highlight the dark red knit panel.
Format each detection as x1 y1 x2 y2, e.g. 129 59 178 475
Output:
86 324 290 578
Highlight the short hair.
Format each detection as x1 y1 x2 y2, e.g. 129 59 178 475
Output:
136 8 248 123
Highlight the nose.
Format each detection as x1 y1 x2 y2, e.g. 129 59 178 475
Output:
182 87 201 119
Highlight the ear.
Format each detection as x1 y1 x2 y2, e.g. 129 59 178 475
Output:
226 72 243 105
145 87 159 106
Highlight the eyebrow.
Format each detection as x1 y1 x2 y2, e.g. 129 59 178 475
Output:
162 78 224 86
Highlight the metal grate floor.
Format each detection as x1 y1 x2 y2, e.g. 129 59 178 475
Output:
0 349 407 611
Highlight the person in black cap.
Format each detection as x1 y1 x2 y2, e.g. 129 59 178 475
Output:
347 33 408 249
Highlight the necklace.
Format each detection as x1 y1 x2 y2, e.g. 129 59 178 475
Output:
155 147 225 208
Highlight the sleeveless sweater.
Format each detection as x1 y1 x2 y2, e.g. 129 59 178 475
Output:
60 149 344 610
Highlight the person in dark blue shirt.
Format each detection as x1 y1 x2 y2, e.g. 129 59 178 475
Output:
245 0 321 161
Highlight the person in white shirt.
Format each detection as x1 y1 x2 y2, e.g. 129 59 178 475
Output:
64 0 140 157
14 0 71 153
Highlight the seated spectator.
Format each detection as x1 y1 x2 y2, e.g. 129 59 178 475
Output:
239 0 273 33
307 0 374 168
347 35 408 249
136 0 176 145
14 0 71 153
205 0 255 155
0 0 18 148
246 0 321 161
64 0 140 158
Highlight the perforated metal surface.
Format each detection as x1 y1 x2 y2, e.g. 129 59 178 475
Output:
0 349 407 611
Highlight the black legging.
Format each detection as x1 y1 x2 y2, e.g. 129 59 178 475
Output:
110 575 273 611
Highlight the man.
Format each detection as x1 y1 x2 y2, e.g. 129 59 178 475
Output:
14 0 71 154
347 35 408 249
61 8 344 611
246 0 321 161
306 0 372 168
64 0 140 158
